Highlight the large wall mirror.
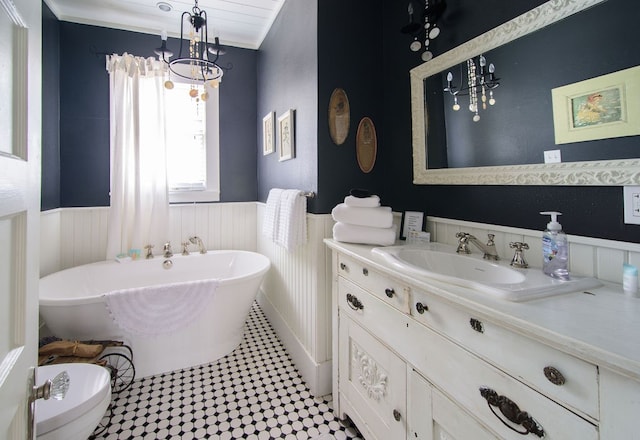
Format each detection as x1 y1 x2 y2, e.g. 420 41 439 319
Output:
411 0 640 185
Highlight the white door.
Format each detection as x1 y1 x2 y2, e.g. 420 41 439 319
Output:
0 0 42 438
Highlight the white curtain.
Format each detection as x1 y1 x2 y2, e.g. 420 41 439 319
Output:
105 53 169 259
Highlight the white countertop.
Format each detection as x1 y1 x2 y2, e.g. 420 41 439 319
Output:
325 239 640 380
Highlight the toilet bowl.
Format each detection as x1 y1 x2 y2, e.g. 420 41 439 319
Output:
36 363 111 440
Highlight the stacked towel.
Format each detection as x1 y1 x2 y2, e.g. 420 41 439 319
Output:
262 188 308 251
344 195 380 208
332 194 396 246
332 203 393 228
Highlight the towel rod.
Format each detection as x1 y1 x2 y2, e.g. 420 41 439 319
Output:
301 191 315 198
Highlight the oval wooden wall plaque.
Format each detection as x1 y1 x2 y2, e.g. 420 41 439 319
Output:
356 117 377 173
328 88 350 145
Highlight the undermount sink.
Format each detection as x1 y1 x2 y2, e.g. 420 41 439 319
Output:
371 243 602 301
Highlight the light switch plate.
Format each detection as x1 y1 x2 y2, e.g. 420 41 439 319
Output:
623 186 640 225
543 149 561 164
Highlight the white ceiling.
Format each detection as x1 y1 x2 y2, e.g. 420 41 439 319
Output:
43 0 286 49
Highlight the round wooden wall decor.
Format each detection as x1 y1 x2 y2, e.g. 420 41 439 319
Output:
356 117 377 173
328 88 350 145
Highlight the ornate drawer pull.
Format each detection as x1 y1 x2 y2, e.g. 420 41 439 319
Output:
415 302 428 314
362 268 369 276
393 409 401 422
340 262 348 271
470 318 484 333
385 288 395 298
543 366 566 386
346 293 364 311
479 387 545 438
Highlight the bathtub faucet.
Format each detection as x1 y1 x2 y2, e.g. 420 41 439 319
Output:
163 242 173 258
189 236 207 254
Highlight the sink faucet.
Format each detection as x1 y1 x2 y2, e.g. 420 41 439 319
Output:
509 242 529 268
189 236 207 254
163 242 173 258
456 232 500 260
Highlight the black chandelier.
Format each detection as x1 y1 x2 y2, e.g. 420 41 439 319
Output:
400 0 447 62
154 0 228 98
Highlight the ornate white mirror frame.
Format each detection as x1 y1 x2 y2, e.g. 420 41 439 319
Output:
410 0 640 185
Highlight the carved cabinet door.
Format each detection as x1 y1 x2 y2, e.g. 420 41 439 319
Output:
408 369 496 440
338 316 406 440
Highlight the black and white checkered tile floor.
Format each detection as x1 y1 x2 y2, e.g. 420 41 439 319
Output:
93 302 363 439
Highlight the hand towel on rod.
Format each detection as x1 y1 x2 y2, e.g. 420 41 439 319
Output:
331 203 393 229
276 189 307 251
263 188 284 240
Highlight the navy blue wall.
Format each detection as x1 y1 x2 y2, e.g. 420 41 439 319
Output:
256 0 319 211
43 0 640 243
315 0 385 213
376 0 640 243
50 21 256 207
41 3 60 210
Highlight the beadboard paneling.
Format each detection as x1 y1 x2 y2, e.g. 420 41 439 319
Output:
256 204 334 364
427 216 640 284
40 203 257 276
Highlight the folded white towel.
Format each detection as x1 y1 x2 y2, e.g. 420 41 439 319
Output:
276 189 307 251
331 203 393 228
344 195 380 208
263 188 284 240
104 279 219 337
333 222 396 246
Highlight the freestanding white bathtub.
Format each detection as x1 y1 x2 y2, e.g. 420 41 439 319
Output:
39 250 270 378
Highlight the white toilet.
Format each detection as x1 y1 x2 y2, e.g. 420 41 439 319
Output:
36 363 112 440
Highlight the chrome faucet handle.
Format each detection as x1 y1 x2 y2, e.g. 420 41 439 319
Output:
181 241 190 256
163 242 173 258
144 244 154 259
509 242 529 268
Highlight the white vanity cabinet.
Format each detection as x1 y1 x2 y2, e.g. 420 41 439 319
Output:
328 241 640 440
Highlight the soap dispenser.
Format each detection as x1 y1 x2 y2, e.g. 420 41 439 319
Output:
540 211 570 280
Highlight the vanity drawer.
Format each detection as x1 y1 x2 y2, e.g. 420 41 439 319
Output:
338 277 411 353
410 288 599 420
338 254 410 313
406 320 598 440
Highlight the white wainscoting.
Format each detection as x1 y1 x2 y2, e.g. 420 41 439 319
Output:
427 216 640 284
40 202 257 277
256 203 335 397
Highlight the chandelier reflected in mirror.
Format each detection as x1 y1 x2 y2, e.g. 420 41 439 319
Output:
444 55 500 122
154 0 228 101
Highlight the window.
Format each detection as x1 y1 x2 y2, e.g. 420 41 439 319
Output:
164 82 220 202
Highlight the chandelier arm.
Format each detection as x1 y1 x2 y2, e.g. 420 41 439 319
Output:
200 10 207 61
177 10 190 59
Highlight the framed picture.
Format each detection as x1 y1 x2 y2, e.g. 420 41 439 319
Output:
278 109 295 161
552 65 640 144
262 112 275 155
